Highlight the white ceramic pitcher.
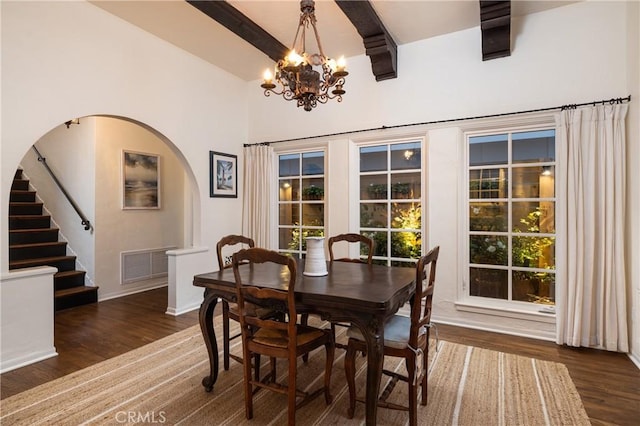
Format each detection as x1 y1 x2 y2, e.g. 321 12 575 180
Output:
304 236 328 276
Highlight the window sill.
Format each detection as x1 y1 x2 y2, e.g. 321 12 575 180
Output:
455 300 556 324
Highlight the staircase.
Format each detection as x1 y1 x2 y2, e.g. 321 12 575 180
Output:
9 169 98 311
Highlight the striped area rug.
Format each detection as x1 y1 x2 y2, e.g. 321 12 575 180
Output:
0 318 589 425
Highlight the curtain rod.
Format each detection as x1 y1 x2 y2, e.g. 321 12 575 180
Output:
243 95 631 147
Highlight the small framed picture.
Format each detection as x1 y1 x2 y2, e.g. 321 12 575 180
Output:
122 150 160 209
210 151 237 198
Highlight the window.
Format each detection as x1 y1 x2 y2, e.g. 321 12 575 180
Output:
278 151 325 257
359 141 422 266
467 129 556 305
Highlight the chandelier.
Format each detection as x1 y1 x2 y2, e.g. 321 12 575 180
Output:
260 0 348 112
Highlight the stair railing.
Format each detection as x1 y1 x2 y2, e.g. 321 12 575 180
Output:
32 145 93 231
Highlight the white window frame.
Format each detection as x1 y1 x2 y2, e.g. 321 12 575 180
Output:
353 137 426 266
275 146 328 258
457 114 559 320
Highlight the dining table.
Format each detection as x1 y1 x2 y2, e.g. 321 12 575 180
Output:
193 258 416 426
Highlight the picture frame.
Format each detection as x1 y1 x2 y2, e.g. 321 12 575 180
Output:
210 151 238 198
122 150 160 209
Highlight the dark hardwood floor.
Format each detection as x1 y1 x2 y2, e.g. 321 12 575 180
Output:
2 287 639 425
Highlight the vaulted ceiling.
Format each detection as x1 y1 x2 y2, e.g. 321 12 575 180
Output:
90 1 577 82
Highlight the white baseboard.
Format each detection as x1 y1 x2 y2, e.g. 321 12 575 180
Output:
0 348 58 374
98 282 168 302
166 302 201 316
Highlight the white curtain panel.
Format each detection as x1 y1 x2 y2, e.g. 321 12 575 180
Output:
242 144 275 248
555 103 629 352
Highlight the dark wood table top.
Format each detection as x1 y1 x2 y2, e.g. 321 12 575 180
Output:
193 259 416 316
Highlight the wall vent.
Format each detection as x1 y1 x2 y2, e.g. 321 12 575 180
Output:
121 247 176 284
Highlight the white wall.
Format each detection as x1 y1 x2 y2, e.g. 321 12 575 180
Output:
1 0 248 271
1 267 57 373
1 0 248 365
94 117 185 300
249 1 639 344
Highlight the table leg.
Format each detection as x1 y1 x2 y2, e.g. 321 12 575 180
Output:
199 289 219 392
362 318 384 426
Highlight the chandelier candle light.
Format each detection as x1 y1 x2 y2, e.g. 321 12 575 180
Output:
260 0 348 111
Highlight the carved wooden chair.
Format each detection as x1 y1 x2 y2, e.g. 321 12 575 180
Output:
233 248 335 425
328 233 374 265
326 233 374 348
216 234 270 372
344 246 440 426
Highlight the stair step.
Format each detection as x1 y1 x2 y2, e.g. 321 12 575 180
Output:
9 215 51 229
10 241 67 261
11 179 29 191
9 202 43 216
55 286 99 311
9 228 60 244
9 190 36 202
10 167 95 311
9 255 76 272
55 270 86 291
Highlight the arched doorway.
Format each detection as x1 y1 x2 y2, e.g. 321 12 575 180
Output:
12 115 198 307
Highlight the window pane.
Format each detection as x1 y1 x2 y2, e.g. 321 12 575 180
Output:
279 228 296 251
470 268 508 299
391 142 421 170
391 203 421 230
278 204 299 226
362 231 387 257
470 235 508 265
469 168 507 199
467 128 555 306
278 179 299 201
279 154 299 177
512 236 556 268
469 134 508 166
391 172 420 199
513 130 555 163
279 150 325 257
512 166 555 198
361 175 387 200
513 271 555 303
302 203 324 226
360 203 387 228
391 231 421 259
469 202 508 232
302 151 324 175
301 178 324 200
360 141 422 266
360 146 387 172
512 203 555 233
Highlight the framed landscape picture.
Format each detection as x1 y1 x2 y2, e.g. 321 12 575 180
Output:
122 150 160 209
210 151 237 198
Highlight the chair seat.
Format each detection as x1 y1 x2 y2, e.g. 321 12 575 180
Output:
346 315 427 350
253 325 328 348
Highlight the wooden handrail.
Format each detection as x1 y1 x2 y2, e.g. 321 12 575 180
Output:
32 145 92 231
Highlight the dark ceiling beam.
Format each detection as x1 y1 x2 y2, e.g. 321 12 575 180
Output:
480 1 511 61
186 0 288 63
335 0 397 81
